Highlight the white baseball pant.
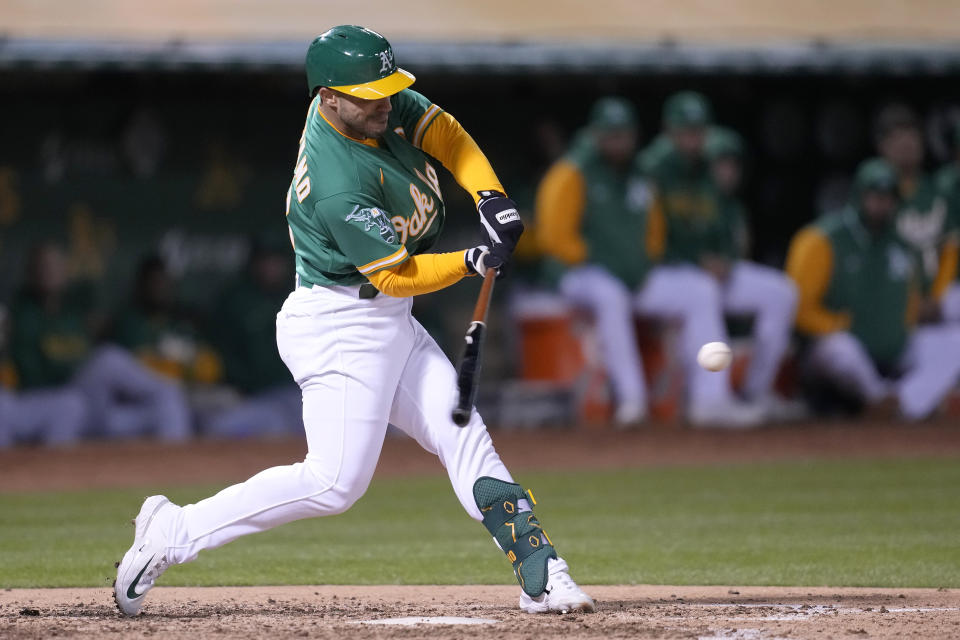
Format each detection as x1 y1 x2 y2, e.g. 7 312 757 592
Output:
165 284 513 565
806 326 960 419
942 283 960 323
559 264 734 411
72 346 191 442
559 262 796 410
722 261 798 399
0 387 87 448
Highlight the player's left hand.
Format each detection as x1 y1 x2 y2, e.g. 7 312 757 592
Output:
477 190 524 257
464 245 505 278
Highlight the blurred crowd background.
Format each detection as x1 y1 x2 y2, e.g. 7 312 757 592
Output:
2 0 960 446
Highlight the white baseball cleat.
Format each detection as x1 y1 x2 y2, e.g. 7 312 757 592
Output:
518 557 595 614
613 400 647 429
687 400 765 429
113 495 177 616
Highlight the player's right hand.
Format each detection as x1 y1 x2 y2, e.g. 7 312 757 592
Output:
464 245 504 278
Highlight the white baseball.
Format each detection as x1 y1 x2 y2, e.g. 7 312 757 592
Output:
697 341 732 372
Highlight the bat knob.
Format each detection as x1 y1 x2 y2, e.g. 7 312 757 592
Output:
451 408 471 426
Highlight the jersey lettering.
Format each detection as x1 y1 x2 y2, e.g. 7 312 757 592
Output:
391 162 442 244
414 163 443 202
288 130 312 209
294 155 311 203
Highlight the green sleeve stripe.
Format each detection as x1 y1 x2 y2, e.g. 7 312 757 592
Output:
357 245 409 275
412 104 443 148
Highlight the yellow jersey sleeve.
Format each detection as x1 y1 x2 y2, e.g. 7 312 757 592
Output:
931 236 960 300
646 194 666 261
785 227 852 335
534 160 588 265
365 250 471 298
419 111 505 204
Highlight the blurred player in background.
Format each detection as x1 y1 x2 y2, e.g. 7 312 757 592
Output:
640 92 796 424
537 97 763 428
9 243 191 441
0 301 87 448
113 255 220 388
786 158 960 419
933 119 960 322
536 97 659 426
875 104 959 323
704 127 803 419
202 238 303 438
114 25 593 617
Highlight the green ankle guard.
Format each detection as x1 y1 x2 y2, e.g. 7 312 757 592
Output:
473 476 557 597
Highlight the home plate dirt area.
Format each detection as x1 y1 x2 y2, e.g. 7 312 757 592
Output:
2 585 958 639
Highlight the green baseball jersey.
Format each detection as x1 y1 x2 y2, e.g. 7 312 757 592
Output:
9 290 92 388
817 208 919 367
894 172 952 290
713 192 749 259
566 131 655 289
285 89 447 287
934 163 960 218
639 134 730 264
212 277 291 393
934 162 960 282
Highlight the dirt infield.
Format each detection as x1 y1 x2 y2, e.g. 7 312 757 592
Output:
2 419 959 493
2 585 957 639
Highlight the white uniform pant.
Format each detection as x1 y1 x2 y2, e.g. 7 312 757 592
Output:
806 327 960 419
942 283 960 323
559 262 795 410
0 387 87 448
73 346 191 442
722 261 797 399
203 384 304 438
166 284 512 565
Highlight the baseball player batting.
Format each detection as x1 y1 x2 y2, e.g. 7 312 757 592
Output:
113 25 594 616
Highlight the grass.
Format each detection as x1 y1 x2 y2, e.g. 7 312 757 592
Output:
1 458 958 588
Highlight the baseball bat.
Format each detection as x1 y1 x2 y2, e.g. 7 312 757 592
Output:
451 269 497 426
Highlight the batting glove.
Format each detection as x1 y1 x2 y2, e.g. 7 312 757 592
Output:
477 190 524 257
464 245 505 278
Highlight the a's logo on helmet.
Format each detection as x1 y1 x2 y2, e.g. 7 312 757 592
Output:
378 49 394 74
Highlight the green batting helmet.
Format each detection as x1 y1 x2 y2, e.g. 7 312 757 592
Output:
663 91 713 129
853 158 899 199
305 26 415 99
706 127 744 160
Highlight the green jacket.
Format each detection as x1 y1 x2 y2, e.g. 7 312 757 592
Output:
639 135 733 264
817 208 919 367
9 290 92 388
934 162 960 282
211 278 290 394
894 171 952 292
568 132 654 288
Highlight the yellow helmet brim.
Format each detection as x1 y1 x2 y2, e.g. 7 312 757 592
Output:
330 68 416 100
